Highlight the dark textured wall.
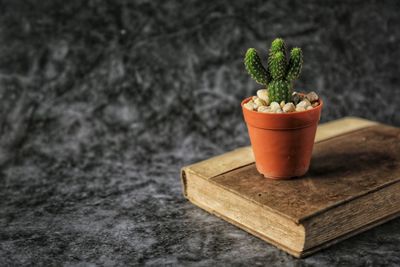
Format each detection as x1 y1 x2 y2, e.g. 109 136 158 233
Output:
1 0 400 266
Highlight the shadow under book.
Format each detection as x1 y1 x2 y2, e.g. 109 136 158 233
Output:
181 117 400 258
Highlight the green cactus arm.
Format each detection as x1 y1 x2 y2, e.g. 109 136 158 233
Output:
286 47 303 81
269 38 286 58
268 51 287 80
244 48 270 85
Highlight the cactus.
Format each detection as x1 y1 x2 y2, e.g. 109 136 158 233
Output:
244 48 271 85
244 38 303 103
286 48 303 81
269 51 287 80
269 38 286 60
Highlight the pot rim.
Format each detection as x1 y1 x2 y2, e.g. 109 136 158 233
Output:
241 96 323 116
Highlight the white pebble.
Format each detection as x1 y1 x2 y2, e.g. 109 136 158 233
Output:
270 102 281 112
282 102 296 113
244 101 255 111
306 91 319 102
257 89 269 103
296 99 311 109
254 97 267 107
280 101 285 108
295 106 306 112
275 108 283 113
257 106 271 113
307 106 314 110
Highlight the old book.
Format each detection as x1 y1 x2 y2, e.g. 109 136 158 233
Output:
181 117 400 258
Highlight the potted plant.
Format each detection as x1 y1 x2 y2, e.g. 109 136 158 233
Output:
242 38 323 179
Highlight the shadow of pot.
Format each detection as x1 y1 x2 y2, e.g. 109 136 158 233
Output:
241 97 323 179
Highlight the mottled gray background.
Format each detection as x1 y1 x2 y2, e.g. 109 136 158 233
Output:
1 0 400 266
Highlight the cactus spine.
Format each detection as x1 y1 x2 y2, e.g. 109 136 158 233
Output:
244 38 303 103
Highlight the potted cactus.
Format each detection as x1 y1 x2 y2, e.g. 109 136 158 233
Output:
241 38 323 179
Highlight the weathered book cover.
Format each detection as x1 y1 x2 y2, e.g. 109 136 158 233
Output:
181 117 400 258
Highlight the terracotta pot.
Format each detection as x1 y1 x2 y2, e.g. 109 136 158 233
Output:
241 97 323 179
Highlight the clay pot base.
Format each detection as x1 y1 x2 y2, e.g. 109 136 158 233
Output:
260 171 308 180
258 166 309 180
262 174 299 180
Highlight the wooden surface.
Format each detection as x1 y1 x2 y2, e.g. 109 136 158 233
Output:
303 181 400 249
212 125 400 222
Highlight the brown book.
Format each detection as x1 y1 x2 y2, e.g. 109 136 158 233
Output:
181 117 400 258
